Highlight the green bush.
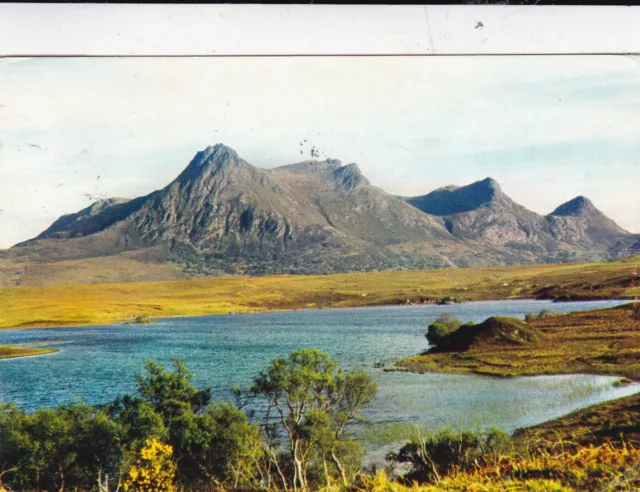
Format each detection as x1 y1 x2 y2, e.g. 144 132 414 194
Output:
386 428 512 483
426 314 476 350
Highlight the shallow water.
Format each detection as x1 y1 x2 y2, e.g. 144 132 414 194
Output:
0 299 637 455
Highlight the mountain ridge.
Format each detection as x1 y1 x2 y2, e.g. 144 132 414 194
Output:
2 143 635 284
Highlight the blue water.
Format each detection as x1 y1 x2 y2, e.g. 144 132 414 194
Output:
0 300 637 450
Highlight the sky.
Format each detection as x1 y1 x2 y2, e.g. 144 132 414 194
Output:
1 55 639 248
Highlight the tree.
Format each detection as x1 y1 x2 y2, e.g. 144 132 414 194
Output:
135 358 211 420
250 348 377 490
131 358 263 489
0 403 124 491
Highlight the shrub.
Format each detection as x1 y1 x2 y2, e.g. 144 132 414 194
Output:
425 314 463 349
386 428 511 483
0 403 124 491
425 314 478 351
122 437 176 491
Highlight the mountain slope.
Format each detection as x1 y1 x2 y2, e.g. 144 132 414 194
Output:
406 178 560 260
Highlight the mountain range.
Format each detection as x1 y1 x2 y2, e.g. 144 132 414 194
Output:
1 144 637 285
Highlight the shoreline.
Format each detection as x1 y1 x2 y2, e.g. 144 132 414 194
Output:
2 296 633 331
387 364 640 384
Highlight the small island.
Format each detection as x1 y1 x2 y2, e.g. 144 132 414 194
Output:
394 303 640 381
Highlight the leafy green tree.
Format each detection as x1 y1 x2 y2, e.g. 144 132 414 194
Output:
135 358 212 420
251 348 377 490
0 403 123 491
131 358 263 489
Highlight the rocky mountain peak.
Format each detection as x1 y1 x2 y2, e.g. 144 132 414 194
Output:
407 177 504 217
173 143 246 185
332 163 369 190
480 177 501 191
550 196 598 217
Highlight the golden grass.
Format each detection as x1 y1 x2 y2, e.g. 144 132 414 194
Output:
395 304 640 380
0 258 638 330
353 470 575 491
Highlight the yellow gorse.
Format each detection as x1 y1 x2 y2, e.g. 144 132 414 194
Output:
122 437 177 492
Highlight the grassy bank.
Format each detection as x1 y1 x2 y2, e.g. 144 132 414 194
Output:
514 392 640 447
1 257 638 329
0 343 58 359
395 304 640 380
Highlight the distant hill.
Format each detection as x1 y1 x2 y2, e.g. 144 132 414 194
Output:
406 178 630 263
0 144 635 285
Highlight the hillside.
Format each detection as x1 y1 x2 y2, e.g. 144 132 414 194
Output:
0 144 636 285
515 393 640 447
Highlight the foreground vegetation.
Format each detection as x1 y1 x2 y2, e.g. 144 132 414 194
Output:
0 351 637 491
396 303 640 380
1 257 638 329
0 353 637 492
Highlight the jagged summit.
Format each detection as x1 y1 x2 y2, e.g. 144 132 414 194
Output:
407 177 504 216
550 196 598 217
332 163 369 190
172 143 248 185
274 158 343 174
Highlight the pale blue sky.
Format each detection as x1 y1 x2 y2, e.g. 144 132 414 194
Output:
1 55 639 248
